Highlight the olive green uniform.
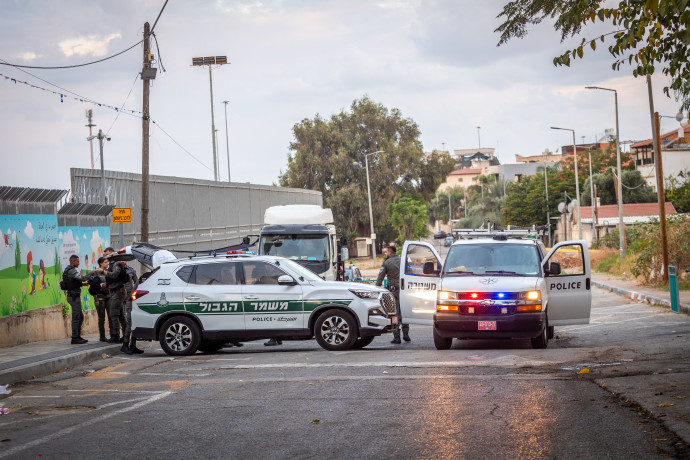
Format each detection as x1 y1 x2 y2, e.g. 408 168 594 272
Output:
94 273 110 340
105 261 128 339
376 254 409 340
122 267 138 345
64 266 87 339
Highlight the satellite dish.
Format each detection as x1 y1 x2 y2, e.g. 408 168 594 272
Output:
568 200 577 212
676 111 684 122
558 202 566 213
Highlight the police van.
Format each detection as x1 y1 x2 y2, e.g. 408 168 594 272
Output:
398 231 592 349
131 253 398 355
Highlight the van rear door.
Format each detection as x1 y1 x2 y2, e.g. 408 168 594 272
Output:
543 240 592 326
399 241 442 325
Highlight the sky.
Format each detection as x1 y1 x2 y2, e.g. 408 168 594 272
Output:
0 0 685 192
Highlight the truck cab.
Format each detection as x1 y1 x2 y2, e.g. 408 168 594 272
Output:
397 233 592 349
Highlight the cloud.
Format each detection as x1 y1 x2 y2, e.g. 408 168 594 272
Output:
24 221 34 239
58 33 122 58
89 230 106 253
12 51 41 61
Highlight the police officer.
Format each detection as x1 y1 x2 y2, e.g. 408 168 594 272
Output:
63 255 90 344
376 245 409 344
94 256 110 342
105 253 128 343
121 262 144 354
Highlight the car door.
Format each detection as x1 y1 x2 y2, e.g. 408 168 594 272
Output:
543 240 592 326
399 241 442 325
241 261 304 331
181 261 245 331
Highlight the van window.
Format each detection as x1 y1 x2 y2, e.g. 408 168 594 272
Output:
444 244 541 276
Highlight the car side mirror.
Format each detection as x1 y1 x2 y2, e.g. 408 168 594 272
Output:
341 247 349 261
423 261 440 275
545 261 561 276
277 275 297 285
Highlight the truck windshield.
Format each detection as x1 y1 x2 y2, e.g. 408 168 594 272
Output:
444 243 541 277
260 234 330 263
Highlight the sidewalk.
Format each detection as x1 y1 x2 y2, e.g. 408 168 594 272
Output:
0 333 123 386
592 273 690 314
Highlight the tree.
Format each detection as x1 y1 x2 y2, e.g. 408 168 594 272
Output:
496 0 690 110
582 169 657 205
665 170 690 212
14 234 20 271
390 194 428 245
428 186 466 225
279 96 450 241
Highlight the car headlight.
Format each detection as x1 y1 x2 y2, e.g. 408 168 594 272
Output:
349 289 380 299
368 307 386 316
438 291 459 301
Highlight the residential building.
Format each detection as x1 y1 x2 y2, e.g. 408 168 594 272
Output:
631 124 690 191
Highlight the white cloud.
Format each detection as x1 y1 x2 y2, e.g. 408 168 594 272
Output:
90 230 106 253
58 33 122 58
24 221 34 239
13 51 41 61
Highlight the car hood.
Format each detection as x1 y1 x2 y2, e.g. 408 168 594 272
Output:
307 280 388 293
439 275 540 292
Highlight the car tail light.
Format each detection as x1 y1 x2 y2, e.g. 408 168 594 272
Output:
131 290 149 301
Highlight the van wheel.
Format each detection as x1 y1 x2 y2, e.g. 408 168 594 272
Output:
433 327 452 350
547 325 554 340
531 324 549 349
314 310 358 351
159 316 201 356
351 336 375 349
199 341 224 353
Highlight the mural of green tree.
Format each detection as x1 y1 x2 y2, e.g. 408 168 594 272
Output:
14 234 20 271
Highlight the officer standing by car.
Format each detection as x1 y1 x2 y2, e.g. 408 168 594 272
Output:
105 253 128 343
121 262 143 354
63 255 91 344
94 256 110 342
376 245 409 344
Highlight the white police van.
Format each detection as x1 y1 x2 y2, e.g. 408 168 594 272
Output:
131 253 398 355
398 232 592 349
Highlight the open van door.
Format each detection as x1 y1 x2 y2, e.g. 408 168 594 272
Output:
543 240 592 326
399 241 442 325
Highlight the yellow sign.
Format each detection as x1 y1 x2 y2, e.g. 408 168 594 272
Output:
112 207 132 223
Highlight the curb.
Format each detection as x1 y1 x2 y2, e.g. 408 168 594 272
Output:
592 280 690 314
0 343 122 386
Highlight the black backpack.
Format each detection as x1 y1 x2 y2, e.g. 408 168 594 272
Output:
87 275 102 296
60 267 80 291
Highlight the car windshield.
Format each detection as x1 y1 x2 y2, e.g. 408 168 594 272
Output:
443 243 541 276
278 258 324 282
260 234 329 262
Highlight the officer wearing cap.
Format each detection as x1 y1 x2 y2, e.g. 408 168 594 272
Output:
63 255 91 344
376 245 409 344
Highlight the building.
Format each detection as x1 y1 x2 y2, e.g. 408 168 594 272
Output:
452 148 500 169
630 124 690 191
438 167 483 191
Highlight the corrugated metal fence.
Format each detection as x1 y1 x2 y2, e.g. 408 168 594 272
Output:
70 168 322 251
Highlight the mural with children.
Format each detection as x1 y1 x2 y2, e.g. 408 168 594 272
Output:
0 214 110 317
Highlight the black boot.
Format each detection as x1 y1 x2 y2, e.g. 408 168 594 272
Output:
391 332 401 344
99 335 108 342
130 339 144 354
121 342 133 355
107 335 120 343
264 338 282 346
403 331 411 342
71 337 88 344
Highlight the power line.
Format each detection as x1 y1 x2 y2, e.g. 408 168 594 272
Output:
0 40 144 70
151 120 217 174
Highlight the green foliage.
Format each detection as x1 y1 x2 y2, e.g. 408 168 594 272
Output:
390 194 429 245
665 170 690 213
596 252 619 272
54 247 61 276
279 96 452 240
14 234 20 271
630 214 690 284
428 186 466 225
582 169 657 205
496 0 690 110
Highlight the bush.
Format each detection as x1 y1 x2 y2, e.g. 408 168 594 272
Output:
596 253 619 272
631 215 690 284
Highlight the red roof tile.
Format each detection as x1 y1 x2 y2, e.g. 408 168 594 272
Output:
631 124 690 148
449 168 483 176
580 202 676 219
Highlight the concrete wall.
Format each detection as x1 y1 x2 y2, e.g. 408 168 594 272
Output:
0 305 100 348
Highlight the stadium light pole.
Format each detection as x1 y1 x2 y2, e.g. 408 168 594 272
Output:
586 86 625 261
222 100 231 182
551 127 582 239
365 150 384 263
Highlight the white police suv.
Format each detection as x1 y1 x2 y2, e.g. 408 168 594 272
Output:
131 253 398 355
396 233 592 349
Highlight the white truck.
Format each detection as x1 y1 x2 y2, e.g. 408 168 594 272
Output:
257 205 348 281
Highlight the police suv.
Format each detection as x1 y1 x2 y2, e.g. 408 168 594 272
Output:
397 232 592 349
131 253 398 355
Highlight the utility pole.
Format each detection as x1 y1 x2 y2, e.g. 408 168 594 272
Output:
476 127 481 149
223 100 231 182
141 21 152 243
85 109 95 169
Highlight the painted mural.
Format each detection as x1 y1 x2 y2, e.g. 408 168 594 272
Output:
0 214 110 317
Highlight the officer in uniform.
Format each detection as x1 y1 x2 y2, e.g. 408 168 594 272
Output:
121 263 144 354
94 256 111 342
376 245 409 344
105 254 128 343
63 255 90 344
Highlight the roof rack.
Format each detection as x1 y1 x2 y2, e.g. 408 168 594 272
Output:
452 222 546 240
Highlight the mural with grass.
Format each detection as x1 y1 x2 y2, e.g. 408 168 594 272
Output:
0 215 110 317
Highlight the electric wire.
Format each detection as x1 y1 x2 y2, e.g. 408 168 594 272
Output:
151 120 218 175
0 40 144 70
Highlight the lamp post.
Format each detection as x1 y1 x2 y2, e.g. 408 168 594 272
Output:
222 100 231 182
551 127 582 239
587 146 597 245
87 129 111 205
542 149 551 247
585 86 625 261
365 150 384 263
192 56 229 181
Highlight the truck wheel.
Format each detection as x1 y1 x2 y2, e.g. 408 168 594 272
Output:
314 309 358 351
547 325 554 340
199 341 224 353
351 336 375 349
531 324 549 349
433 327 452 350
159 316 201 356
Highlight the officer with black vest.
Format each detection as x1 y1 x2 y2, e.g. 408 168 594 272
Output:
62 255 90 344
121 263 143 354
105 253 128 343
376 245 409 344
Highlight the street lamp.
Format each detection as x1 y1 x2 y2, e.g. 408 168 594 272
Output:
551 127 583 239
542 149 551 247
365 150 384 263
222 100 231 182
585 86 625 261
192 56 229 181
87 129 111 205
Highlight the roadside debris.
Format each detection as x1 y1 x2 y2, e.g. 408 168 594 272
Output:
0 408 9 415
0 385 10 395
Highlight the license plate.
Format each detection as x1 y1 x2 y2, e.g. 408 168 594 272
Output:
391 316 399 324
478 321 496 331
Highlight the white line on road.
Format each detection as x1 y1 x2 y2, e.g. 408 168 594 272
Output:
0 391 172 459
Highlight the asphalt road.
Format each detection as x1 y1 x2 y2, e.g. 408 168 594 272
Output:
1 287 689 459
